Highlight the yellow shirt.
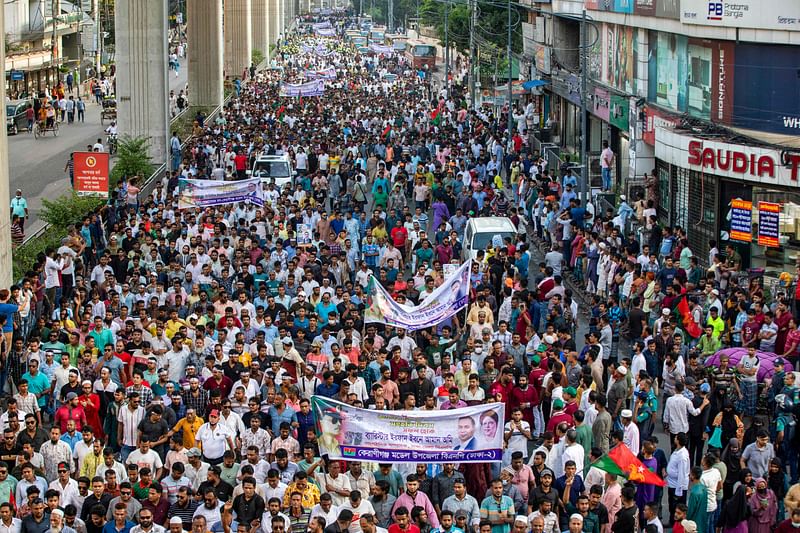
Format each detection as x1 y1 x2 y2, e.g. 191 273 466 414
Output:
173 417 204 449
372 226 388 241
282 482 321 509
166 318 188 339
80 451 104 479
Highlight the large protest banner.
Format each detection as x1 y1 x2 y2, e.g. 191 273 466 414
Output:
279 79 326 97
177 178 265 209
312 396 504 462
304 68 337 80
364 260 471 331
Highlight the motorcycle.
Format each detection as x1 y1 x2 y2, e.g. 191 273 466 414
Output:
107 133 118 155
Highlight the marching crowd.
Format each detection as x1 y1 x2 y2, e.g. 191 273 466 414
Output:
2 12 800 533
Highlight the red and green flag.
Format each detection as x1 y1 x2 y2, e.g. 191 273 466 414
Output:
276 105 286 121
431 108 442 126
591 444 666 486
672 293 702 338
381 124 392 140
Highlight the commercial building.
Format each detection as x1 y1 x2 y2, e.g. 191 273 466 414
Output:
525 0 800 269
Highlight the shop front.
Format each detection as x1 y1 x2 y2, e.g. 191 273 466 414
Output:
655 126 800 270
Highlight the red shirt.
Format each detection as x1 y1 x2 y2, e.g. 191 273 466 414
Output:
54 404 86 433
234 153 247 171
391 226 408 247
388 525 421 533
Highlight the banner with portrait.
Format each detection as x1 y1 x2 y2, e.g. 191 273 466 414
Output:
304 68 337 80
177 178 265 210
279 79 326 97
311 396 504 463
364 260 471 331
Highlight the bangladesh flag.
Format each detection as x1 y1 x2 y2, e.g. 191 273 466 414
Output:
381 124 392 140
591 444 666 486
276 105 286 121
671 293 702 338
431 107 442 126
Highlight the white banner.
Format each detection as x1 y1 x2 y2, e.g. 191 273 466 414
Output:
177 178 265 210
312 396 505 463
680 0 800 30
364 260 471 331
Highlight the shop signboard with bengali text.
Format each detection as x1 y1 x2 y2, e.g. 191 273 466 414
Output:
757 202 781 247
730 199 753 242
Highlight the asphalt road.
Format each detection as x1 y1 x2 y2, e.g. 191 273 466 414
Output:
9 58 188 234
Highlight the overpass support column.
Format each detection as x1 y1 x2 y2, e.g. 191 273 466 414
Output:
252 0 270 62
224 0 253 78
188 0 224 108
0 6 12 288
115 0 169 165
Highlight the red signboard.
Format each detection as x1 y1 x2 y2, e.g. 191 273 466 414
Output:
710 40 735 124
642 106 680 146
73 151 110 198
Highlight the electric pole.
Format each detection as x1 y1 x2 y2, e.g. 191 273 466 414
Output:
469 0 476 109
444 0 449 97
506 0 513 151
388 0 394 31
580 9 589 204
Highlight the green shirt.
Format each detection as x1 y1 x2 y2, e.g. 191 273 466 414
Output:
687 483 708 533
480 495 514 533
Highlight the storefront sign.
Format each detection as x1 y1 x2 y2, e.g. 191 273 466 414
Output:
593 88 610 122
643 106 680 146
533 43 551 75
609 95 630 130
712 41 735 124
73 151 109 198
681 0 800 31
10 71 23 81
730 199 753 242
757 202 781 247
655 127 800 188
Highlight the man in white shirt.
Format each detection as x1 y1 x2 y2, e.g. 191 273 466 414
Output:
663 382 708 440
620 410 640 456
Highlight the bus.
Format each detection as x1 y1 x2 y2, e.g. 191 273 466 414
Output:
405 40 437 69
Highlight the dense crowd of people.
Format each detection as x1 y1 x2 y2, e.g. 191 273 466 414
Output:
2 12 800 533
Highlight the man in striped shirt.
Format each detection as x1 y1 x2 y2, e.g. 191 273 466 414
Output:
117 392 145 462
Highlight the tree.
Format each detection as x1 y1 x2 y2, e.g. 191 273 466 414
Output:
109 135 155 188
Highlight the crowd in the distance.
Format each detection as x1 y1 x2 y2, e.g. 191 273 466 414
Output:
3 11 800 533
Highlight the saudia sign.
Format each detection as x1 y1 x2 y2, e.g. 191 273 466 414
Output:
655 127 800 188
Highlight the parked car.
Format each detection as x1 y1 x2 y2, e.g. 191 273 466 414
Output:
6 99 33 135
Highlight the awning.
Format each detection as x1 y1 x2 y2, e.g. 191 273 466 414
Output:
522 79 548 90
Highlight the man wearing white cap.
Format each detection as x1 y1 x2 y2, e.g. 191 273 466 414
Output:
512 516 528 533
620 410 639 456
654 308 671 336
168 516 186 533
50 508 77 533
607 365 628 420
566 514 583 533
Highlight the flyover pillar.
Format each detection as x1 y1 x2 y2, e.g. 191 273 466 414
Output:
252 0 270 62
188 0 224 108
115 0 169 165
0 6 13 288
224 0 253 78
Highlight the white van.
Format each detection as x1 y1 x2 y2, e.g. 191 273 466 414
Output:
248 154 295 189
463 217 518 260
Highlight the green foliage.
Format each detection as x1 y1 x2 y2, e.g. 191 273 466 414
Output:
109 135 155 189
40 194 103 228
13 231 62 281
252 49 265 65
12 193 103 280
419 0 522 55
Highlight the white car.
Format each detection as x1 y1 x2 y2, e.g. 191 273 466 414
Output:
463 216 518 260
248 154 295 189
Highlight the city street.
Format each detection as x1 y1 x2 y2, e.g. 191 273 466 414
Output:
10 58 188 234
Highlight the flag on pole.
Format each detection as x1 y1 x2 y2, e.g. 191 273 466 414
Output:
671 293 703 338
590 443 666 486
381 124 392 140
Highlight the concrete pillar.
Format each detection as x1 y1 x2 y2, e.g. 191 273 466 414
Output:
188 0 224 108
277 0 285 40
224 0 253 78
252 0 269 61
267 0 279 56
0 6 13 289
115 0 169 166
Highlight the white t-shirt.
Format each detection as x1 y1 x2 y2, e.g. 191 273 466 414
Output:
126 449 164 474
195 423 234 459
700 467 722 512
504 420 531 457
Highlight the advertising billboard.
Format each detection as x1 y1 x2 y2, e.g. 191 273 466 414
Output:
647 32 735 123
73 152 110 198
733 43 800 135
681 0 800 31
